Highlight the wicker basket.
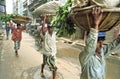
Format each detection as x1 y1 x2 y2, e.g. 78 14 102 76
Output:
12 19 27 24
12 15 32 24
32 1 61 16
69 5 120 31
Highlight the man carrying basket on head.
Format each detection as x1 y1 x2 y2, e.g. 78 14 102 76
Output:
10 20 26 56
40 13 57 79
79 7 120 79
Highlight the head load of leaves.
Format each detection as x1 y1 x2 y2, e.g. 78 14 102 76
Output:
51 0 76 37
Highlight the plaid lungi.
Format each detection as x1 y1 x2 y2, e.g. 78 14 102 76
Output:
43 55 57 71
14 40 20 51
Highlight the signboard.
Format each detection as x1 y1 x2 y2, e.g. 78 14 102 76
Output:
0 5 5 12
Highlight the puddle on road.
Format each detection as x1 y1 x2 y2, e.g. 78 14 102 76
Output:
33 69 51 79
21 66 64 79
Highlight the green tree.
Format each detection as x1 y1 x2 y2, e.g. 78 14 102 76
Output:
0 14 17 28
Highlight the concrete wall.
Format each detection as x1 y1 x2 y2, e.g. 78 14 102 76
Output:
106 56 120 79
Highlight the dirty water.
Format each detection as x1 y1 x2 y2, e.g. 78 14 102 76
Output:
21 66 64 79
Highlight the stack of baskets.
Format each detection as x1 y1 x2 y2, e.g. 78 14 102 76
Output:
69 0 120 31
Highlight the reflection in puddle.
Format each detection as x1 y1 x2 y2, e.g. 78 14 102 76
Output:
21 66 64 79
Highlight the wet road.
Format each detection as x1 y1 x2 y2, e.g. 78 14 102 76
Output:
0 32 81 79
0 32 120 79
0 33 42 79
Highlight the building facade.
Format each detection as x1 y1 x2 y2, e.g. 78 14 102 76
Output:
0 0 6 15
13 0 23 15
18 0 23 15
0 0 6 26
13 0 18 14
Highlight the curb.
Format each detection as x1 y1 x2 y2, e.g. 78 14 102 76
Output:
57 37 85 47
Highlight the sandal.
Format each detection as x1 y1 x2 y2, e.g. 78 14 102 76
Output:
40 72 45 78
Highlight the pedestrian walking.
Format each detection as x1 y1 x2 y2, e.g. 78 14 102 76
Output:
10 21 26 56
40 14 57 79
34 23 43 51
6 23 11 40
79 7 120 79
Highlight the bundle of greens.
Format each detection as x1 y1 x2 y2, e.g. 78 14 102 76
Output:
51 0 75 37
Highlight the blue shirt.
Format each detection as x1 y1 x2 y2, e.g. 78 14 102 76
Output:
79 28 120 79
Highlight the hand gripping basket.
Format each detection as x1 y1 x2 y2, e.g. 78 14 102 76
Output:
69 5 120 31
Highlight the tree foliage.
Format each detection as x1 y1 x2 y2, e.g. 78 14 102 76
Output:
0 14 18 22
0 14 18 29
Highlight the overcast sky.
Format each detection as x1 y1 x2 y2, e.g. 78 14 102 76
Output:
6 0 13 14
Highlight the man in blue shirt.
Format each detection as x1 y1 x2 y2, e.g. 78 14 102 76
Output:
79 7 120 79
